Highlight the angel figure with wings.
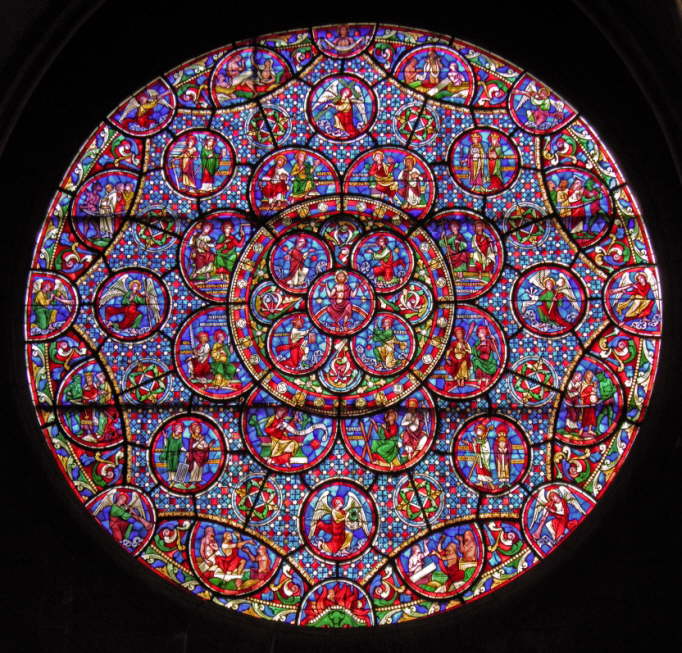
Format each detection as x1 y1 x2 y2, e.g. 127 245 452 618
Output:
312 80 369 139
513 80 567 130
520 269 581 330
117 87 173 131
309 490 371 557
92 490 152 545
101 274 162 335
610 269 659 324
530 486 586 546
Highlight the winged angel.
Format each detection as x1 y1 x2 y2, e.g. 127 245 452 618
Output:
100 274 162 334
518 268 581 330
308 490 371 556
92 490 152 545
116 87 173 128
312 79 368 139
529 486 586 546
513 79 567 129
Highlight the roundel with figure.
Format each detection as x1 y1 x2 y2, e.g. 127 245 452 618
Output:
24 23 661 628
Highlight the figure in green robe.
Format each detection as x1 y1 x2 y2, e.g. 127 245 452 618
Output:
371 317 405 370
290 152 316 200
161 423 185 482
596 371 616 432
200 137 220 191
213 222 245 274
369 411 400 465
470 326 498 382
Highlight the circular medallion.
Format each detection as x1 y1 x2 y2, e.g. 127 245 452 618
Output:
300 481 377 561
109 78 176 136
231 200 452 415
232 475 281 525
308 270 375 335
604 266 662 336
268 231 333 293
210 47 292 107
393 475 444 526
71 169 138 249
250 148 340 215
121 358 172 404
189 521 280 595
449 128 520 195
502 202 549 249
86 487 155 555
163 129 234 197
242 389 337 473
427 304 507 399
512 264 587 337
522 484 595 556
545 167 612 247
351 231 415 293
555 355 624 446
341 388 436 472
395 524 484 598
393 45 474 104
393 102 439 145
344 148 435 218
509 74 577 134
56 358 124 448
132 206 178 251
26 272 78 341
246 105 291 146
95 268 169 341
508 356 558 406
426 210 504 300
174 306 254 400
308 74 377 141
179 211 254 302
453 415 530 493
149 415 226 493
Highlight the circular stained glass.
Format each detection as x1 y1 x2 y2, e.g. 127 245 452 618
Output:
24 23 662 628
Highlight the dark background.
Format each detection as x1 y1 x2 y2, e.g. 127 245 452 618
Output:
1 1 680 651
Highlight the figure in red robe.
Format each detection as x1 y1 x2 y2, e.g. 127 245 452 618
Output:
371 236 399 283
79 371 100 437
281 236 310 288
534 490 579 542
579 370 598 438
313 496 352 555
261 155 288 208
325 270 355 327
104 280 145 331
275 315 310 370
368 151 398 199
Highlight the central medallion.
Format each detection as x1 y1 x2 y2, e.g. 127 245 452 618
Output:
230 196 455 415
308 270 375 336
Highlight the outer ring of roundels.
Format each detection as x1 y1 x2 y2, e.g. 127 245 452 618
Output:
23 23 662 629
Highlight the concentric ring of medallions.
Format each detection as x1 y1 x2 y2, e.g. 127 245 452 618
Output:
229 195 455 415
23 22 662 629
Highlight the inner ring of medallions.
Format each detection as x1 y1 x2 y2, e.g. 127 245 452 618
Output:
230 196 457 414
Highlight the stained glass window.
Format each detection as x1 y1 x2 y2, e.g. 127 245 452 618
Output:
23 23 662 628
